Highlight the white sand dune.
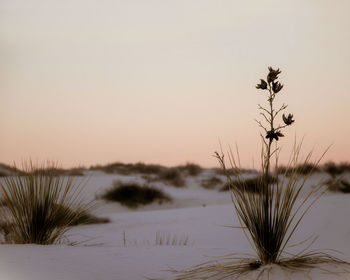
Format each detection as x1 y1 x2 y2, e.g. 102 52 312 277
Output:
0 170 349 280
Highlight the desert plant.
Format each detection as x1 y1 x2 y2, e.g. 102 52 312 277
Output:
172 67 348 279
90 162 164 175
155 231 191 246
102 181 172 208
323 161 350 178
177 163 202 176
325 178 350 193
0 161 90 244
219 175 277 193
200 176 223 189
277 163 320 177
157 168 185 187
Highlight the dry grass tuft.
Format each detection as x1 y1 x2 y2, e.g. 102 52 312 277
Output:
90 162 164 175
323 161 350 178
168 251 349 280
155 231 191 246
325 178 350 193
177 163 202 176
201 176 223 189
219 175 277 193
0 161 90 244
156 168 186 187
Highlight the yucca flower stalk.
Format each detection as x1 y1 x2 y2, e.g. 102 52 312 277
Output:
214 67 345 268
169 67 348 280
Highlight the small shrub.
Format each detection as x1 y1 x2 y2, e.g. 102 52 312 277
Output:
323 161 350 178
66 168 85 176
0 161 90 244
177 163 202 176
277 163 319 176
200 176 223 189
326 178 350 193
157 168 185 187
220 175 277 193
155 231 190 246
102 181 172 208
29 167 85 177
90 162 164 175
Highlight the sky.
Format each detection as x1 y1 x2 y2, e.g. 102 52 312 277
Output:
1 0 349 168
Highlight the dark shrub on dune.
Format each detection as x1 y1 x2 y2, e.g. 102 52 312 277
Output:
90 162 164 175
323 161 350 178
277 163 319 176
200 176 223 189
177 163 202 176
102 181 172 208
326 178 350 193
157 168 185 187
220 175 278 193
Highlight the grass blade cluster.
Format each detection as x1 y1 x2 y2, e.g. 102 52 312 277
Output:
0 161 90 244
216 143 327 265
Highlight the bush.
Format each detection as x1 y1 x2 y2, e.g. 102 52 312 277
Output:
157 168 185 187
90 162 164 175
155 231 190 246
326 178 350 193
0 161 90 244
200 176 223 189
220 175 277 193
102 181 172 208
323 161 350 178
177 163 202 176
277 163 319 176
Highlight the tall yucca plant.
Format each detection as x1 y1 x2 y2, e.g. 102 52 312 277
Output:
0 161 89 244
170 67 348 279
216 67 344 268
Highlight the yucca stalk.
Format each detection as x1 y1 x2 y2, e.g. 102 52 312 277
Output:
215 67 330 265
0 161 89 244
168 67 348 280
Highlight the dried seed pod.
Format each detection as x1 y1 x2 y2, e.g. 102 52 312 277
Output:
256 79 268 90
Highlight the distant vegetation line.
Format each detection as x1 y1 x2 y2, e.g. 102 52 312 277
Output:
0 161 349 177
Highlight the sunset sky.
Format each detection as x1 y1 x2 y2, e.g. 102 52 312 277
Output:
1 0 349 168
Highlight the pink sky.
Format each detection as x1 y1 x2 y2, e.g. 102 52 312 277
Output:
1 0 349 168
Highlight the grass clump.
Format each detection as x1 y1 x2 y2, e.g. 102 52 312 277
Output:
102 181 172 208
0 161 90 244
325 178 350 193
200 176 223 189
220 175 277 193
157 168 186 187
177 163 202 176
90 162 164 175
322 161 350 193
323 161 350 178
277 163 319 176
172 67 349 279
155 231 191 246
